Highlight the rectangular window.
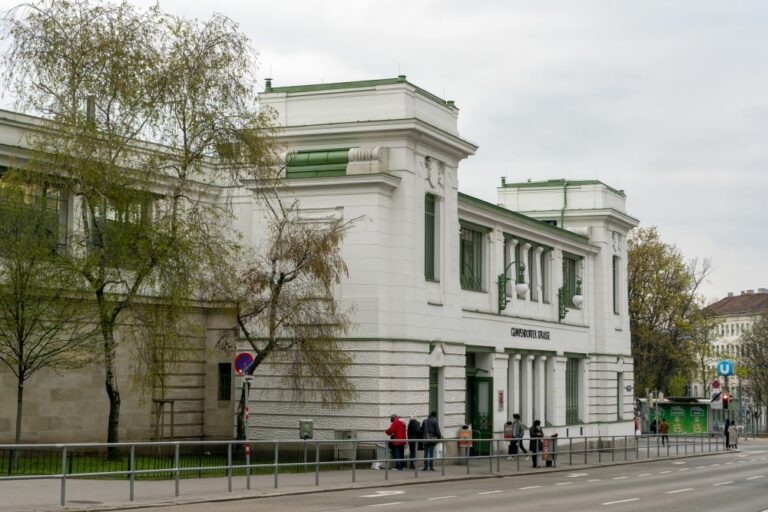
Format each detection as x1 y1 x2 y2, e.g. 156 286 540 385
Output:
218 363 232 401
0 179 68 254
460 225 484 291
565 357 580 424
540 250 549 303
562 255 578 306
617 372 623 420
613 256 620 314
425 194 437 281
429 366 439 416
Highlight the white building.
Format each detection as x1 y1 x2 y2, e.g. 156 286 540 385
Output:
244 76 639 445
0 76 639 445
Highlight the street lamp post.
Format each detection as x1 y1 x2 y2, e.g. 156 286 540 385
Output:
497 261 529 313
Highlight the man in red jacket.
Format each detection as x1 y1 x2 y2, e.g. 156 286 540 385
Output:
385 414 407 470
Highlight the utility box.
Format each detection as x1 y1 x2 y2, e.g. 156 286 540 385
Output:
334 430 357 460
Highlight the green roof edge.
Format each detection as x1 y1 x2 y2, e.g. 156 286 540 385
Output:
266 76 457 110
458 192 589 243
501 178 626 198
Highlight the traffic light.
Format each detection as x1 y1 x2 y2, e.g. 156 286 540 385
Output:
722 393 730 409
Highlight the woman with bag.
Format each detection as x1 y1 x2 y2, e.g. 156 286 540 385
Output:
529 419 544 468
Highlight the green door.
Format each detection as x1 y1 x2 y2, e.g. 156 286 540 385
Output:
469 376 493 456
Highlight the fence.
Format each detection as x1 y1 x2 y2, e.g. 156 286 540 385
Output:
0 433 725 507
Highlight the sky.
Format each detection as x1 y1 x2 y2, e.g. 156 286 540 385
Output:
2 0 766 301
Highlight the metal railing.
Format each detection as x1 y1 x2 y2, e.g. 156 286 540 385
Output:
0 433 724 507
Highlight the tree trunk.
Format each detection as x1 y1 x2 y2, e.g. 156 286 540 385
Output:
103 323 121 459
15 372 23 445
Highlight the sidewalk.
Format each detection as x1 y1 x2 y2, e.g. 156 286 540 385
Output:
0 438 736 512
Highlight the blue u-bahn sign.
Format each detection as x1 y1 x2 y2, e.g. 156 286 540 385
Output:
716 360 735 377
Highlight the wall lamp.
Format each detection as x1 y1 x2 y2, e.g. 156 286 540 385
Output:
558 277 583 321
497 261 529 313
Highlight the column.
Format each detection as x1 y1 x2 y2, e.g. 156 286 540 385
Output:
508 238 519 305
493 352 509 440
508 354 521 419
579 358 591 424
522 355 534 426
520 242 531 301
533 246 544 302
535 356 547 424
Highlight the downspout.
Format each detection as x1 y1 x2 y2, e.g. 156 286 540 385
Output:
560 181 569 228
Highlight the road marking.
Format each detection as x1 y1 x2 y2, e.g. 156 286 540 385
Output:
566 472 589 478
678 468 689 471
671 461 686 465
666 488 693 494
370 503 403 507
659 470 672 474
519 486 540 490
613 476 628 480
478 490 503 495
638 473 651 477
428 496 457 501
724 462 734 465
556 482 573 486
588 479 602 482
696 466 706 469
713 481 734 486
602 498 639 505
361 491 405 498
747 475 765 480
709 463 721 467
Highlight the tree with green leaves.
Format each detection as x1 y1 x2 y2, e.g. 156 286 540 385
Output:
627 226 712 395
216 192 358 439
0 175 94 444
2 0 275 449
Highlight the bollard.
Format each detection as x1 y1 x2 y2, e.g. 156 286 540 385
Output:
60 446 67 507
352 439 357 483
274 441 279 489
129 445 135 501
174 443 180 497
227 443 232 493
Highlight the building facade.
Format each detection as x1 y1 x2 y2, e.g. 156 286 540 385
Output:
0 76 639 445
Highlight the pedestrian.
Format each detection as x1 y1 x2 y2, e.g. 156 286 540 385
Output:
420 411 442 471
529 419 544 468
507 413 528 460
659 419 669 446
728 422 738 450
650 419 657 435
724 418 731 449
407 416 422 469
385 414 407 470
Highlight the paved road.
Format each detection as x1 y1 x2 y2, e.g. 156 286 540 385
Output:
147 447 768 512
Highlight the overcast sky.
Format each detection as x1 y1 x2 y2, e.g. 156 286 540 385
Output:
4 0 766 301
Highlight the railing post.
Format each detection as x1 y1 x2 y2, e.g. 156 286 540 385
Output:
227 443 232 493
489 440 493 474
315 441 320 486
174 443 180 497
569 437 573 466
60 446 67 507
496 439 500 473
246 446 251 490
611 436 615 462
624 436 628 461
385 441 389 481
274 441 279 489
129 444 135 502
352 439 357 483
584 437 588 465
441 440 446 476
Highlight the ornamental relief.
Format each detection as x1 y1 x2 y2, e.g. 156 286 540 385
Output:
422 155 456 193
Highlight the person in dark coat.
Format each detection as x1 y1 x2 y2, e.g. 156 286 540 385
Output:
724 418 731 449
385 414 407 470
421 411 442 471
406 417 422 469
529 419 544 468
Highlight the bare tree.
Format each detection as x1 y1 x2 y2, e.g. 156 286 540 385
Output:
218 192 359 439
0 175 94 444
741 312 768 431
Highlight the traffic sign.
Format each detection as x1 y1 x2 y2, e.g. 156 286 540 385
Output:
711 390 723 410
716 360 734 377
711 379 721 389
233 352 254 376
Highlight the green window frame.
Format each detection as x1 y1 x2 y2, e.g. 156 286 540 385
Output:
425 194 436 281
562 254 578 306
217 363 232 401
429 366 439 416
612 256 620 314
460 225 484 291
565 357 580 424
